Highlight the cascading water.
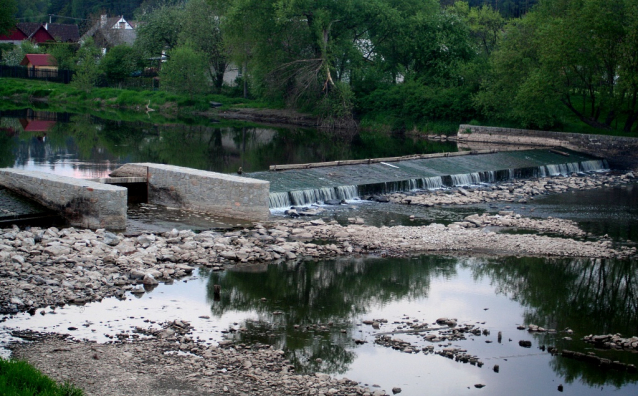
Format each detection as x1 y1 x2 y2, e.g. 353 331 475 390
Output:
261 150 611 208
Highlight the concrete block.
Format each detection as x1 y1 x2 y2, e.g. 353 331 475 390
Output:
0 169 127 230
121 163 270 221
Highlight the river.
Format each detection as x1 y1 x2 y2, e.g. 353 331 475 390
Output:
1 108 637 395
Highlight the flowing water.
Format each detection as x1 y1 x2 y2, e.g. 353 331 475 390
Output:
251 150 609 208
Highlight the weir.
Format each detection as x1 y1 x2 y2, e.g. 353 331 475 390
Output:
249 149 609 208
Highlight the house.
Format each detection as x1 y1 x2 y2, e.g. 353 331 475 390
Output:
0 27 27 45
20 54 58 78
81 15 137 52
44 23 80 43
0 23 80 46
19 119 56 133
0 24 55 45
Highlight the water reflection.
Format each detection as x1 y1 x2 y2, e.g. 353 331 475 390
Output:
1 108 457 178
204 256 638 390
470 257 638 336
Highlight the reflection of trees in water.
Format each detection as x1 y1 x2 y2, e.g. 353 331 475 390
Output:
0 132 16 168
2 111 459 176
203 256 457 374
549 349 637 388
470 257 638 335
469 256 638 387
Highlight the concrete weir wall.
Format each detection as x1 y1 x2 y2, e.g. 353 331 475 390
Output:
457 125 638 171
0 169 127 230
125 163 271 221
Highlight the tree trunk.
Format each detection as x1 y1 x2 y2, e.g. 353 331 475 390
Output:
561 99 613 130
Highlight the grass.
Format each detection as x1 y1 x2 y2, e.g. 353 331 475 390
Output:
0 78 269 114
0 358 83 396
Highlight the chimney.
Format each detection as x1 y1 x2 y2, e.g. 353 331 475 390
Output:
100 15 107 27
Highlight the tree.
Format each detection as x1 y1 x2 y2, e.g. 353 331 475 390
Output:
134 3 184 58
47 43 78 70
178 0 227 90
101 45 139 86
72 37 102 92
476 0 638 132
218 0 467 124
0 0 17 36
159 43 208 98
1 40 42 66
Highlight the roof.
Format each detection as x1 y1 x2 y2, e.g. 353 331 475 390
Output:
20 54 58 67
19 119 56 132
0 27 28 41
46 24 80 42
93 28 137 47
16 23 41 37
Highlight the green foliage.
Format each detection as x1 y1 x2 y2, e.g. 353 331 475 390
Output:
71 38 101 93
0 358 83 396
476 0 638 132
134 3 184 58
178 0 227 90
46 44 78 71
160 44 208 98
100 45 140 85
0 0 17 36
1 41 42 66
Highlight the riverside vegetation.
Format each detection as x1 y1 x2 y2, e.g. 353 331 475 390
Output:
3 0 638 136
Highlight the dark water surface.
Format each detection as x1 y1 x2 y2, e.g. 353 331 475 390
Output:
0 108 455 178
3 255 637 395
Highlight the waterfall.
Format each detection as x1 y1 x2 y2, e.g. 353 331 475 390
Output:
269 185 359 208
264 152 612 209
580 159 609 172
269 192 292 208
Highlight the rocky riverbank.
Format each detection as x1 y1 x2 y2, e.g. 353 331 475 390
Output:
385 172 635 207
1 210 636 314
10 324 381 396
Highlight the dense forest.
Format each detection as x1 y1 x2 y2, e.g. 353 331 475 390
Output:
14 0 537 22
4 0 638 135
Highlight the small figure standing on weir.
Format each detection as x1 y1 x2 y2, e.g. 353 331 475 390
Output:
237 167 243 175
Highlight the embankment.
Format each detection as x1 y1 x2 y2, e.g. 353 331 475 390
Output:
457 125 638 171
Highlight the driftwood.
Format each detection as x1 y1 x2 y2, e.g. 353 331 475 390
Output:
269 150 504 171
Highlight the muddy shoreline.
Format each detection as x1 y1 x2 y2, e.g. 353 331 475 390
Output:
2 171 637 395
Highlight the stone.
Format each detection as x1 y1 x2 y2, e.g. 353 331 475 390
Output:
392 387 402 394
44 246 72 256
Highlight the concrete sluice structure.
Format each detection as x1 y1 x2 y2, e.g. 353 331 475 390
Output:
250 149 609 209
0 150 611 226
0 164 271 231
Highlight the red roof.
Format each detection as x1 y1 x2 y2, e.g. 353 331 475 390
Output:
0 27 27 41
19 119 56 132
20 54 57 67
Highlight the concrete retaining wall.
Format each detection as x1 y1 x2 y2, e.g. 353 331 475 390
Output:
457 125 638 171
0 169 127 230
124 163 270 221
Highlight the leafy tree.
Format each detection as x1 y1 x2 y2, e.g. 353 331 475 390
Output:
476 0 638 132
178 0 227 90
159 43 208 98
72 37 102 92
1 40 42 66
47 44 78 70
134 3 184 58
217 0 470 123
450 1 505 56
0 0 17 36
100 44 140 86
